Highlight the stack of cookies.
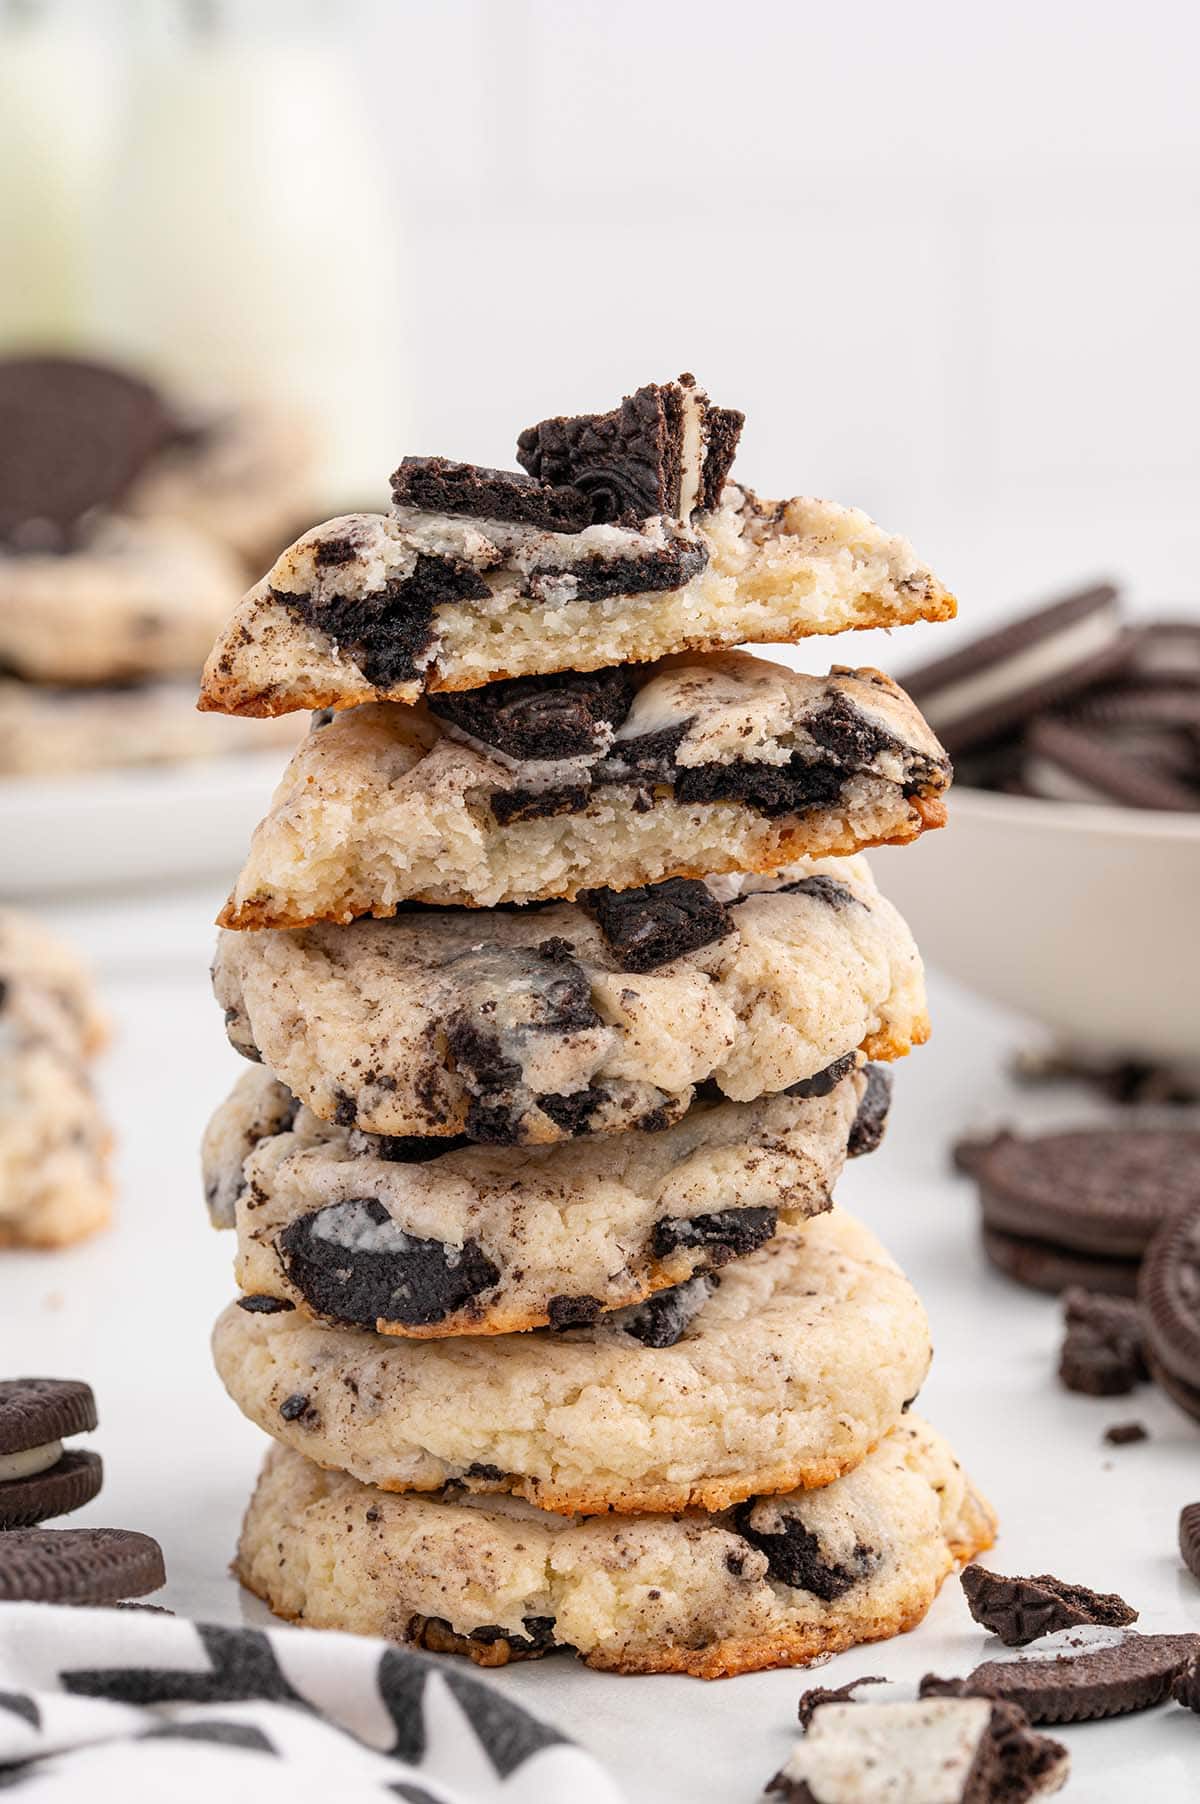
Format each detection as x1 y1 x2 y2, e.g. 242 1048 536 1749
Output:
201 375 995 1677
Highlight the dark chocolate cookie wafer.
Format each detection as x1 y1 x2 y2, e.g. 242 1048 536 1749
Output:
1180 1503 1200 1581
1058 1289 1148 1395
1023 717 1199 812
0 1527 165 1603
966 1128 1200 1296
899 583 1130 755
1140 1199 1200 1424
0 355 172 547
982 1225 1140 1299
1173 1650 1200 1711
0 1378 103 1528
963 1633 1200 1723
960 1564 1137 1646
1128 622 1200 689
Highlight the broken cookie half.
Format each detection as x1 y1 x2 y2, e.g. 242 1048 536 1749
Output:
199 374 955 717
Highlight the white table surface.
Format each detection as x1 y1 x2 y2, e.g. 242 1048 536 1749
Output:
4 879 1198 1802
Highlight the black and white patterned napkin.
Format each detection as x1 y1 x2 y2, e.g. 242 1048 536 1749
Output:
0 1604 624 1802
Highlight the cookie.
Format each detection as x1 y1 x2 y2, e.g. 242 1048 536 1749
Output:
959 1564 1137 1646
1181 1503 1200 1581
0 515 244 686
899 583 1130 756
217 655 951 925
767 1697 1068 1803
1139 1199 1200 1424
198 374 954 717
0 354 173 547
1058 1289 1148 1395
204 1058 881 1336
982 1226 1140 1299
1128 622 1200 689
0 909 107 1057
213 1208 932 1515
964 1632 1200 1724
0 678 303 778
963 1127 1200 1296
0 1377 102 1529
213 855 928 1145
1022 717 1199 811
235 1414 993 1679
0 1526 165 1604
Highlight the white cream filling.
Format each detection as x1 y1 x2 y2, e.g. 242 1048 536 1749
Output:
923 604 1122 727
0 1439 63 1482
678 383 707 519
778 1699 995 1802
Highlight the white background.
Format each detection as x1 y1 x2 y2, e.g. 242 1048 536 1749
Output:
2 885 1197 1801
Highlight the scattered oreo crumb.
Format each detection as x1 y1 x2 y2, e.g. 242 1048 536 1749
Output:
796 1674 886 1728
960 1563 1138 1646
1104 1420 1148 1445
1059 1288 1148 1396
236 1295 295 1315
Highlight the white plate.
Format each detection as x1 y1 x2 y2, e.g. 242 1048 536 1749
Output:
0 753 287 899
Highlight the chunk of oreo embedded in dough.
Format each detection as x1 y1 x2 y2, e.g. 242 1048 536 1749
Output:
276 553 490 689
580 877 732 972
611 1275 716 1348
732 1501 880 1601
848 1065 892 1158
427 665 635 761
651 1206 778 1264
390 455 593 532
516 374 743 526
277 1198 501 1329
788 1053 861 1100
774 874 861 911
960 1563 1138 1646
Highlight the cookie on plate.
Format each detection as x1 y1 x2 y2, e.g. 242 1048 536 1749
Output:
204 1058 887 1336
213 856 927 1145
199 375 954 717
237 1414 992 1679
218 655 950 925
213 1208 931 1515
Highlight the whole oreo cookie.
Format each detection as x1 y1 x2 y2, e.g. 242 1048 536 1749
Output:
0 1377 102 1529
982 1226 1140 1298
1139 1199 1200 1424
0 355 173 547
0 1526 165 1604
963 1632 1200 1723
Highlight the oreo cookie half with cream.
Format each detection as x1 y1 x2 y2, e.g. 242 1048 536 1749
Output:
900 583 1130 756
1139 1198 1200 1424
1022 717 1199 811
0 1378 101 1529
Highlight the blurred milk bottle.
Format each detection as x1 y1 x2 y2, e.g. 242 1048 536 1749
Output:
90 0 406 500
0 0 116 347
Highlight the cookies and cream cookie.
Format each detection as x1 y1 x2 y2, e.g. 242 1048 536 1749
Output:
235 1414 993 1678
212 1208 931 1515
212 856 927 1144
203 1058 888 1336
219 654 950 925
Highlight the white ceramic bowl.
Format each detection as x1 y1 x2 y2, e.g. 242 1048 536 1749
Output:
872 787 1200 1062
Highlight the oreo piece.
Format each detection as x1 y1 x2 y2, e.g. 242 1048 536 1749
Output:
960 1564 1138 1646
0 1526 165 1604
964 1127 1200 1296
580 876 732 972
983 1225 1140 1299
900 583 1131 756
787 1052 861 1101
277 552 490 689
1023 717 1199 812
963 1632 1200 1723
525 538 709 604
796 1674 886 1729
1103 1421 1147 1444
1010 1045 1200 1107
1058 1288 1148 1396
1180 1502 1200 1581
278 1200 501 1329
0 1378 102 1530
1139 1198 1200 1424
427 665 635 760
0 355 172 547
614 1275 715 1349
847 1065 892 1158
390 455 593 532
732 1505 879 1601
1173 1650 1200 1712
651 1206 778 1264
516 374 743 526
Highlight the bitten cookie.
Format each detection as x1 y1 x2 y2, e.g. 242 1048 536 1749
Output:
212 856 927 1144
218 655 950 925
199 374 954 717
203 1058 887 1336
212 1208 931 1515
235 1415 993 1678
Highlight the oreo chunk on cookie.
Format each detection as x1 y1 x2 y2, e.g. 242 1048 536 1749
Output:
427 665 635 760
277 1200 501 1330
580 877 733 972
516 374 743 527
767 1697 1069 1803
280 552 491 691
0 1377 102 1529
390 455 593 533
960 1563 1137 1646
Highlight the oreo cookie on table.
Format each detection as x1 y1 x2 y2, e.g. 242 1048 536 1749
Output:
899 583 1130 755
0 1526 165 1604
1139 1198 1200 1424
959 1631 1200 1723
0 354 173 549
958 1126 1200 1297
0 1377 102 1529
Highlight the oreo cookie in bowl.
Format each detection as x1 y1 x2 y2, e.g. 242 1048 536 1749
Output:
0 354 313 895
872 584 1200 1063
